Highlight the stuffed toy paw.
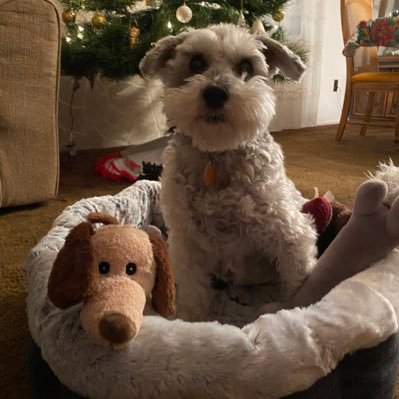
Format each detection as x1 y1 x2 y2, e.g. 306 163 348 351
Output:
47 212 176 349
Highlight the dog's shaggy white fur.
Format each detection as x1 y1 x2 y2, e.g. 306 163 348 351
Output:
140 24 317 321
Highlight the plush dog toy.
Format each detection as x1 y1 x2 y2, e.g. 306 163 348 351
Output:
47 212 176 349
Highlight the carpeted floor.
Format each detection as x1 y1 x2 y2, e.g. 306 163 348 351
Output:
1 124 399 398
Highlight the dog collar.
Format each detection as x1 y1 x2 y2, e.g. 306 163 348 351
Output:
172 130 219 188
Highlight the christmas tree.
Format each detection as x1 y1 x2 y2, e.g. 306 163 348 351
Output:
61 0 307 81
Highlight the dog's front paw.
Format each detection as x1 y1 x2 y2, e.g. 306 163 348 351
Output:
176 305 208 322
175 291 209 322
228 286 253 306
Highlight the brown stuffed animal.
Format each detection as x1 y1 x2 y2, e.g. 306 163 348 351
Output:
47 212 176 349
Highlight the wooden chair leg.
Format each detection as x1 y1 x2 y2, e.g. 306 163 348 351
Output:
360 91 375 136
336 85 352 142
394 98 399 143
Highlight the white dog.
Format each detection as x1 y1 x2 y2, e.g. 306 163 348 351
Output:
140 24 318 321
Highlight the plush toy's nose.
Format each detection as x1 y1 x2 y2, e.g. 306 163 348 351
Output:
99 313 136 345
80 276 146 349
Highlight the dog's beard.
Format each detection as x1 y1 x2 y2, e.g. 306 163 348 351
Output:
164 75 276 152
206 112 225 124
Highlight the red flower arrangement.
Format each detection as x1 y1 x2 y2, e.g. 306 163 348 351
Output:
370 17 396 46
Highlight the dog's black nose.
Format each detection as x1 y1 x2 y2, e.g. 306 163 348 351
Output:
203 86 229 109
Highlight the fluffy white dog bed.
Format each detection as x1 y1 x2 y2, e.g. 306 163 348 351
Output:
27 180 399 399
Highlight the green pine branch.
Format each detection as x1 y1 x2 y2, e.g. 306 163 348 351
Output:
61 0 306 81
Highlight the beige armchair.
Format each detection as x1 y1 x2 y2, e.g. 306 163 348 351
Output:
0 0 61 207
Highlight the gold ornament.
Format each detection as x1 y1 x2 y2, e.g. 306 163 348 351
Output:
128 26 140 47
176 4 193 24
91 12 106 29
62 9 76 24
251 18 265 33
272 9 285 22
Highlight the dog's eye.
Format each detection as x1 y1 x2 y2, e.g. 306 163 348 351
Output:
99 261 110 274
126 262 137 275
190 54 207 74
236 60 253 78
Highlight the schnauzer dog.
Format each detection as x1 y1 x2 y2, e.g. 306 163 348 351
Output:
139 24 324 321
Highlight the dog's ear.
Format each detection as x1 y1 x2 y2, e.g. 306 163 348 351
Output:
48 222 98 309
139 34 187 78
256 34 306 81
148 231 176 317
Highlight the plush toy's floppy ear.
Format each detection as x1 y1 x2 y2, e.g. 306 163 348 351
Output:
256 34 306 81
148 232 176 317
87 212 118 225
139 34 187 78
48 222 98 309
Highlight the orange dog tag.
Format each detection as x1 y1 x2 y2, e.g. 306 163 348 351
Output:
204 162 217 187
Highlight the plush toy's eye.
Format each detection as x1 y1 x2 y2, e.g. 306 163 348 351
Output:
236 59 253 78
126 262 137 275
99 261 110 274
190 54 207 74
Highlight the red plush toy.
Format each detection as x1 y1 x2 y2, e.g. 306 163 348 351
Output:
302 188 333 234
302 188 352 256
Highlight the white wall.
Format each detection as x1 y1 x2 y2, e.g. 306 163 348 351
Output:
316 0 347 125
